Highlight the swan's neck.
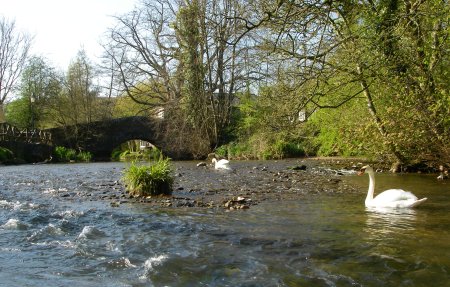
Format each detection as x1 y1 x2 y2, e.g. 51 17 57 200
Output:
365 171 375 204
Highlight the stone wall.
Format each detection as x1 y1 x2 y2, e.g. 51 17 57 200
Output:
0 141 53 163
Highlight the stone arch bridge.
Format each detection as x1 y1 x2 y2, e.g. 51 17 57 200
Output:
47 116 185 160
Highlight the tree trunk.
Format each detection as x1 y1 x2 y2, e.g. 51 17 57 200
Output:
356 65 405 171
0 103 6 123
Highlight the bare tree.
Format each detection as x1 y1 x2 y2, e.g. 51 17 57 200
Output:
102 0 250 155
0 17 32 122
102 0 181 112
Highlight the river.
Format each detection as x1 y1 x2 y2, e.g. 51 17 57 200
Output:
0 161 448 286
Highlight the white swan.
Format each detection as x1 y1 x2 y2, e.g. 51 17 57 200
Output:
358 165 427 208
212 158 231 170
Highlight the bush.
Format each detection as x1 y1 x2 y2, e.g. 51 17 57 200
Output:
216 136 306 160
122 157 174 197
111 149 122 161
0 147 14 162
54 146 70 162
272 139 305 159
54 146 92 162
113 147 163 162
77 151 93 162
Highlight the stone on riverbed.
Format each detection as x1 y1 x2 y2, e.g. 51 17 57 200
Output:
288 165 307 171
223 196 252 210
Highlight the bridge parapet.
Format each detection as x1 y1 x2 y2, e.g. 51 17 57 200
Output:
0 123 53 145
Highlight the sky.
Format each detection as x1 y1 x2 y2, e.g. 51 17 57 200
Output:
0 0 137 70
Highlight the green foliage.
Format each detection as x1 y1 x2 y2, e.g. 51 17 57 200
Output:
111 141 162 162
117 148 162 162
214 145 228 158
54 146 92 163
54 146 74 162
77 151 93 162
225 86 310 160
215 141 252 160
4 97 31 128
272 139 305 159
0 147 14 162
111 149 123 161
122 158 174 197
14 56 63 129
216 134 305 160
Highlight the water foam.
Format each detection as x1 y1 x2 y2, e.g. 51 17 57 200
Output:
2 218 29 230
140 254 169 279
0 200 39 210
77 226 106 240
27 223 65 242
0 200 23 210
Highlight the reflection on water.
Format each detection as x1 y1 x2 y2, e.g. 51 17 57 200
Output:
0 162 449 286
365 206 418 236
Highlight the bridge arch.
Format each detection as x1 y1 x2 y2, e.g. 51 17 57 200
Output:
48 117 175 160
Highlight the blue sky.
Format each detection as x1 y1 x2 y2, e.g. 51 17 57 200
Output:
0 0 137 69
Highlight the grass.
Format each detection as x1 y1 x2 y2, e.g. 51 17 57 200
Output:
122 157 174 197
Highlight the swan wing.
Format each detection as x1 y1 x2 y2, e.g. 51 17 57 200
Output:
370 189 426 208
218 159 229 165
215 159 231 170
373 189 418 202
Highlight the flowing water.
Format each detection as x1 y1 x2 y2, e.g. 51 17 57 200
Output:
0 161 448 286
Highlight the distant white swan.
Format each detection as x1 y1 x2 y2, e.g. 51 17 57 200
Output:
358 165 427 208
212 158 231 170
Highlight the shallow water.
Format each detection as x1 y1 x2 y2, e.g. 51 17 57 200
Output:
0 161 449 286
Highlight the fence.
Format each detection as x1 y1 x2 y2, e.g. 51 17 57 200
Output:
0 123 52 145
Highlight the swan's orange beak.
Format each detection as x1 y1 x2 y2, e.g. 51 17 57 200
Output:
357 169 366 176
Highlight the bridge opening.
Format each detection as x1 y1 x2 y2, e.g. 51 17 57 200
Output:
111 139 162 162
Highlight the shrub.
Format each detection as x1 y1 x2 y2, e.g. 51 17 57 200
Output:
113 147 163 162
215 145 228 158
54 146 91 162
146 147 163 161
77 151 93 162
54 146 70 162
216 136 306 160
111 149 122 161
270 139 305 159
122 158 174 197
65 149 77 161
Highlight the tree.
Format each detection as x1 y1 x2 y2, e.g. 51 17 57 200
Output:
103 0 249 156
237 0 450 167
0 17 32 123
326 0 450 167
102 0 181 113
4 97 30 128
56 49 101 126
14 56 63 129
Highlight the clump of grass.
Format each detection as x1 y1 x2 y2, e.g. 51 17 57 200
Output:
122 157 174 197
